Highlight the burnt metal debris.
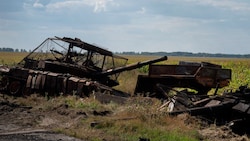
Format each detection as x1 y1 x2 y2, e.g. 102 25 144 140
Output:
156 85 250 134
135 61 231 96
0 36 167 96
1 36 250 131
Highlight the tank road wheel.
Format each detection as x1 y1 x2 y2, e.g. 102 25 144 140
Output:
0 76 9 91
22 87 32 97
8 80 23 96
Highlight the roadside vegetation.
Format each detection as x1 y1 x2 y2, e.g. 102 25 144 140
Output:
1 52 250 140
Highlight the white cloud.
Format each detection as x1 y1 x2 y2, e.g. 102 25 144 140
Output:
184 0 250 11
45 0 116 13
33 0 44 8
129 15 199 33
94 0 112 12
136 7 146 14
46 0 83 10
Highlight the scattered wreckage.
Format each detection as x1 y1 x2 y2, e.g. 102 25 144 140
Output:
157 84 250 134
1 36 250 131
137 61 250 129
133 61 250 127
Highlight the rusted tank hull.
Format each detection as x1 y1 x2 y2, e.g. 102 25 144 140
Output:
135 62 231 96
0 67 101 96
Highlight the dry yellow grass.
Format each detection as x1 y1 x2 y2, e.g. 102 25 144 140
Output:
0 52 28 65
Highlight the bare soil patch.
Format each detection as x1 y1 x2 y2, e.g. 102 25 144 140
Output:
0 94 85 141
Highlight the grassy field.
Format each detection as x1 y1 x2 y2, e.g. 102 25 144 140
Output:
1 52 250 140
0 52 28 65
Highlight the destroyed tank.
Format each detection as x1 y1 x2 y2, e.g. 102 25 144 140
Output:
0 36 168 96
135 61 232 97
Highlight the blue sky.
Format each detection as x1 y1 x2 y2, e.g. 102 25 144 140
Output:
0 0 250 54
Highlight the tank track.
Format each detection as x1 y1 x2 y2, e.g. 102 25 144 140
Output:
0 67 111 97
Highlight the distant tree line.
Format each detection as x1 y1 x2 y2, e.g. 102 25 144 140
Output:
0 47 28 52
1 47 250 58
116 51 250 58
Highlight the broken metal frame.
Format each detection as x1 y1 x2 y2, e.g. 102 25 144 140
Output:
134 61 231 95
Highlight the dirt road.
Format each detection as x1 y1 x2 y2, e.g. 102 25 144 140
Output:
0 95 85 141
0 130 83 141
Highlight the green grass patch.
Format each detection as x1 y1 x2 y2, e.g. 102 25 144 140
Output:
91 113 199 141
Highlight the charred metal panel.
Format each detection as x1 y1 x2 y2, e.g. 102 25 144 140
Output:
135 74 209 95
31 74 37 89
35 73 43 90
77 79 87 96
56 75 65 94
149 65 199 76
9 68 29 80
26 74 33 88
67 77 79 94
45 72 59 94
232 102 250 113
204 100 221 107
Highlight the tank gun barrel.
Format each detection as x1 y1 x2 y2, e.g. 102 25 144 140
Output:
98 56 168 76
